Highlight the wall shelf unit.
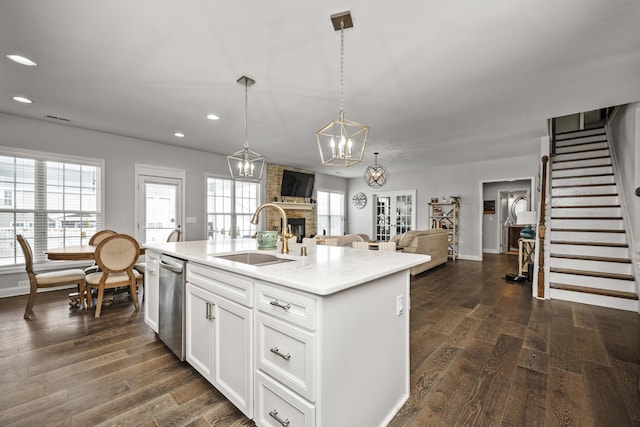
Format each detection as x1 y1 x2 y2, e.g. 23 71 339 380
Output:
429 198 459 260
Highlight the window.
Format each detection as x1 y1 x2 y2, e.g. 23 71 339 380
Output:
206 177 259 239
317 190 344 236
0 148 103 266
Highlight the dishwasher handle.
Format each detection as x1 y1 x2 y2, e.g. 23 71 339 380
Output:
160 260 184 274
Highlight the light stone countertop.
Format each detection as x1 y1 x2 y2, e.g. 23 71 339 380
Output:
143 239 430 296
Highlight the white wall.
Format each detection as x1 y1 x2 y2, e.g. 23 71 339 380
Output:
610 102 640 255
0 113 346 294
347 153 540 260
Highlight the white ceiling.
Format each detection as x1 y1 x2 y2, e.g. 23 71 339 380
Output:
1 0 639 178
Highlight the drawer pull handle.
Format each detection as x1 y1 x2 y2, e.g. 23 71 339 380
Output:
269 410 290 427
270 346 291 361
269 299 291 310
270 300 291 310
206 302 215 320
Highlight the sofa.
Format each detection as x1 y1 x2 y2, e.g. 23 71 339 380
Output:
392 229 449 275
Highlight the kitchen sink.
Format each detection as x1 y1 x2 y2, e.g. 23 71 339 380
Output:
214 252 295 266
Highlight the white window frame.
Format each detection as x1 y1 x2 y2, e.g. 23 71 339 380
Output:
0 146 104 268
206 175 260 240
317 189 345 236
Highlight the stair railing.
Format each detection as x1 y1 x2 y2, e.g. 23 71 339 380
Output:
537 155 549 298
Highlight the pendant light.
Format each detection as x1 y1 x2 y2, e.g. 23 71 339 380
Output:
364 152 389 188
316 11 368 167
227 75 265 181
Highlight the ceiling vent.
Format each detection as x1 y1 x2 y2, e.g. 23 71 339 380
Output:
44 114 71 122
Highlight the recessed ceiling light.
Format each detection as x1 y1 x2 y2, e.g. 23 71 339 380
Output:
206 114 220 120
12 96 32 104
6 54 37 66
174 132 185 138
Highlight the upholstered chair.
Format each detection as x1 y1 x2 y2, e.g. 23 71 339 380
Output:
323 238 338 246
351 241 369 250
377 242 397 252
85 234 141 317
17 234 87 318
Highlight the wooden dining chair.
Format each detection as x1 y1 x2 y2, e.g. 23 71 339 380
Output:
17 234 87 319
166 229 182 242
84 230 118 275
85 234 141 318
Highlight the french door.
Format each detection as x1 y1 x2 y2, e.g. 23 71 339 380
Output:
373 190 416 241
136 167 184 244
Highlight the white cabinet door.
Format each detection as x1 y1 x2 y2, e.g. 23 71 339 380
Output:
185 283 214 380
143 265 159 332
186 281 253 418
213 296 253 418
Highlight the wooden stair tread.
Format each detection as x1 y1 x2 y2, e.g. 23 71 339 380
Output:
551 216 622 220
550 282 638 300
552 155 610 164
555 139 607 148
554 147 610 156
550 228 625 233
555 128 605 137
551 204 620 208
552 172 614 179
550 240 628 247
550 267 634 281
550 253 631 263
552 164 612 172
551 194 618 198
552 183 615 189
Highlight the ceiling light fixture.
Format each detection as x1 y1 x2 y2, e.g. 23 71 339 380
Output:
6 54 37 66
316 11 368 167
12 96 32 104
174 132 185 138
227 75 265 181
206 114 220 120
364 152 389 188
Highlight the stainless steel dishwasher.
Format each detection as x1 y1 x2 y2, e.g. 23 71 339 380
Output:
158 254 186 361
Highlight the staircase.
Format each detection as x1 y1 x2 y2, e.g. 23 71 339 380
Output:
548 127 639 311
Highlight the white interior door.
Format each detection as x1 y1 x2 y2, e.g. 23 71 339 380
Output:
137 175 183 244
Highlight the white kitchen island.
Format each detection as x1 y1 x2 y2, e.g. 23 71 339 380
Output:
143 239 429 427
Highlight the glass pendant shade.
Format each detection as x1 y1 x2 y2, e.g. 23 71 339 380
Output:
364 152 389 188
227 75 265 181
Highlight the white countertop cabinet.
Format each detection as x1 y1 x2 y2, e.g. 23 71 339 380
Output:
144 240 429 427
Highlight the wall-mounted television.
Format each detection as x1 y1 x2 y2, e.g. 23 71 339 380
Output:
280 170 315 199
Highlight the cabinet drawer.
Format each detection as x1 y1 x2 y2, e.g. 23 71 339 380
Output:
145 251 160 268
256 282 317 330
257 313 316 402
187 263 252 307
256 371 315 427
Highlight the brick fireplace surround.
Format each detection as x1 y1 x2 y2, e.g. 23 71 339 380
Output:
265 163 317 238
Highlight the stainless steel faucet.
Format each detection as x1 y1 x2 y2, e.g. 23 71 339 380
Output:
251 203 293 254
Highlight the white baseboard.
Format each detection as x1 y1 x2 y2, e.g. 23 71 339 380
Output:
458 254 482 261
0 284 76 299
483 249 500 254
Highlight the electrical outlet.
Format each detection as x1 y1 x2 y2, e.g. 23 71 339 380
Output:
396 295 404 316
18 280 29 287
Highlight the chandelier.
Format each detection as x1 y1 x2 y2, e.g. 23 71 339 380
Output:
316 11 368 167
364 152 389 188
227 75 265 181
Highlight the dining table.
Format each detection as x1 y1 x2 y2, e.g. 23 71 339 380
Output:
45 244 145 261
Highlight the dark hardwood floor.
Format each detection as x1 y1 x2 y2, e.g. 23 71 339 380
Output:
1 254 638 426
